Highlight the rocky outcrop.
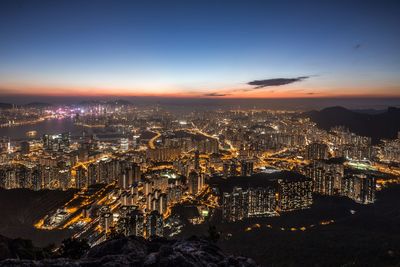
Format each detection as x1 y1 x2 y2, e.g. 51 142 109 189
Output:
0 236 258 266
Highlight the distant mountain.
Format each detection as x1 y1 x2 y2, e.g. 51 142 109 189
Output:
306 106 400 143
78 99 132 106
107 99 132 105
0 103 13 109
78 100 100 105
0 102 52 109
24 102 52 108
351 108 387 115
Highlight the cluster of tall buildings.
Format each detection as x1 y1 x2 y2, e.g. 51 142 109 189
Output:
188 170 204 195
306 143 329 160
0 138 11 154
219 159 254 178
240 160 254 177
277 177 313 212
0 153 144 191
329 127 376 160
162 134 219 154
256 133 307 151
98 166 204 241
146 148 181 161
0 164 41 190
342 174 376 204
1 105 396 247
222 117 308 155
0 161 75 190
220 171 312 222
380 134 400 162
43 133 71 152
100 206 164 239
303 159 376 204
222 186 277 222
77 158 141 189
303 159 344 196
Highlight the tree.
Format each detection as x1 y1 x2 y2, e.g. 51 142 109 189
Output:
207 225 220 243
58 238 89 259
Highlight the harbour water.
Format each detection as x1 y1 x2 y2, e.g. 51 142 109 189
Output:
0 118 86 140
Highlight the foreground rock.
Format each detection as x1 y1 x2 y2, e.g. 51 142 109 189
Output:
0 236 257 266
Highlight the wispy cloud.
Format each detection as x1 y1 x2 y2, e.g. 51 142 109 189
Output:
248 76 309 89
203 92 229 97
198 75 312 97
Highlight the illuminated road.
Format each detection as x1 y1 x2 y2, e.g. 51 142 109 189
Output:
34 183 116 231
148 130 161 149
188 124 229 153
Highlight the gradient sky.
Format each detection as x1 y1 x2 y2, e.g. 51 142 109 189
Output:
0 0 399 99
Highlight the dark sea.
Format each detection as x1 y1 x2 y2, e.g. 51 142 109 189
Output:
0 118 85 140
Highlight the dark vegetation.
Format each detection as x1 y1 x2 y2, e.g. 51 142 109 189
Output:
0 236 90 261
0 235 54 261
179 185 400 267
58 238 90 259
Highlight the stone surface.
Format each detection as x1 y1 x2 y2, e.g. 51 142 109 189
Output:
0 236 258 266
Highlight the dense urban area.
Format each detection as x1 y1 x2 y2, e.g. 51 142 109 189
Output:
0 101 399 254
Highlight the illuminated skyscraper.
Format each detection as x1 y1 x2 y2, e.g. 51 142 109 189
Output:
146 210 163 238
120 138 129 152
194 150 200 171
306 143 329 160
125 209 145 237
118 170 130 190
31 167 42 191
188 170 203 195
240 160 254 177
342 174 376 204
248 187 277 217
277 176 313 212
222 187 249 222
100 212 113 233
43 132 71 152
75 165 87 189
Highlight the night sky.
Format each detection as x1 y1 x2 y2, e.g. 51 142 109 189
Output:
0 0 399 99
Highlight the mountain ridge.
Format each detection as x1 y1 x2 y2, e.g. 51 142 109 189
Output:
305 106 400 143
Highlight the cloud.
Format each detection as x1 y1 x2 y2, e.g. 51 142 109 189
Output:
247 76 309 89
203 92 229 97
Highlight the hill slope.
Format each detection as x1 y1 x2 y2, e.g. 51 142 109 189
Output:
0 236 257 266
306 106 400 143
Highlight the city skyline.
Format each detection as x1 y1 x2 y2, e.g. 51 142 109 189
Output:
0 1 399 266
1 0 400 99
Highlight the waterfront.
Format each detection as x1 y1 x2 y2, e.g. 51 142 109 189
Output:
0 118 84 140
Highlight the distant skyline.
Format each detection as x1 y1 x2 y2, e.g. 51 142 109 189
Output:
0 0 400 99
